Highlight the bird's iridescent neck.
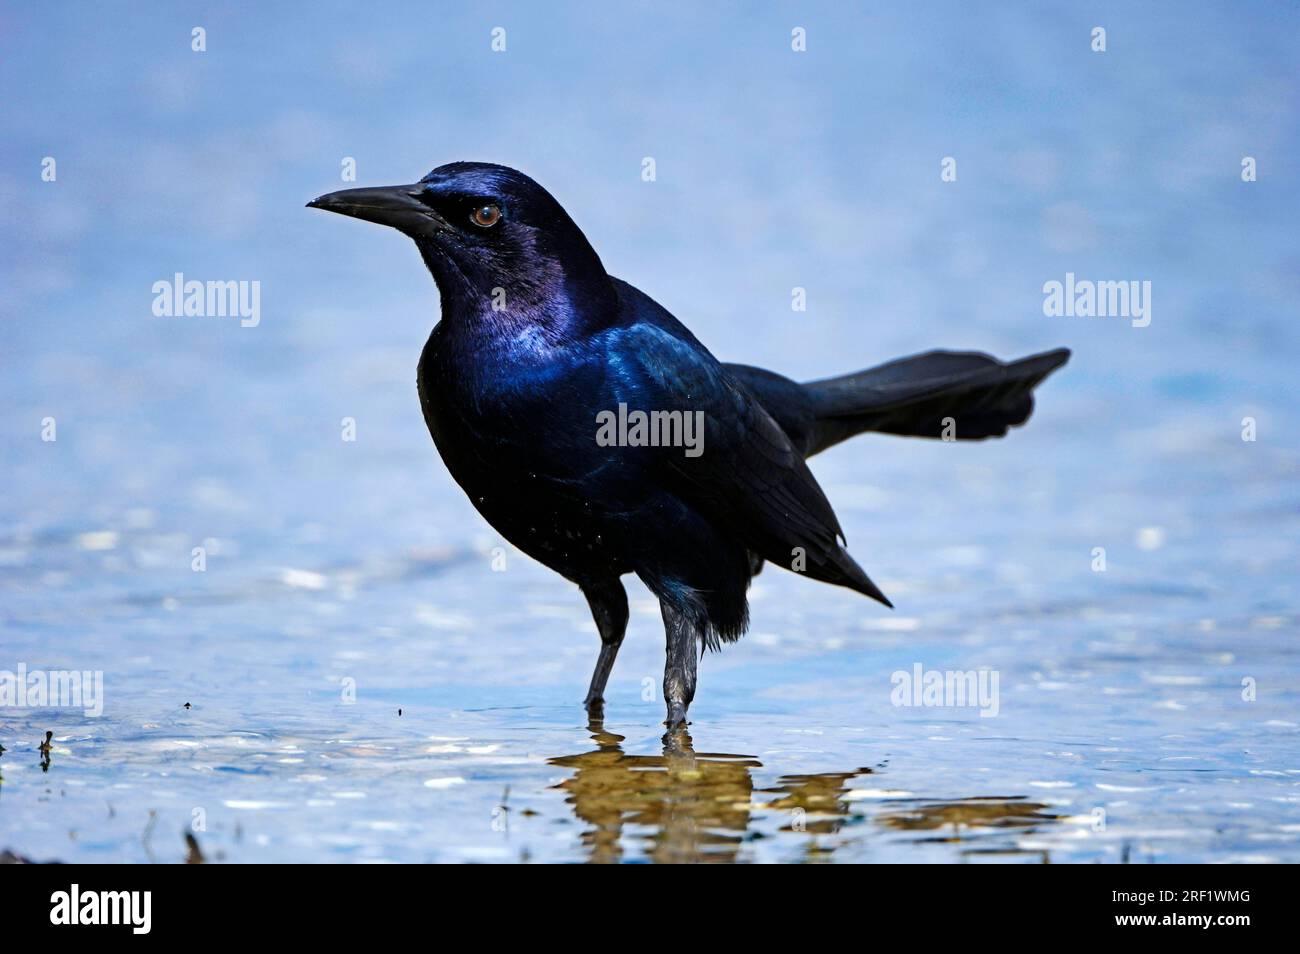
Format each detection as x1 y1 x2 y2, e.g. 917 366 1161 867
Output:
417 240 618 347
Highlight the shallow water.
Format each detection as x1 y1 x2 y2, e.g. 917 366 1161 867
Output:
2 374 1297 863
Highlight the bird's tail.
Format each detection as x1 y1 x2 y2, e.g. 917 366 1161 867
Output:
802 348 1070 455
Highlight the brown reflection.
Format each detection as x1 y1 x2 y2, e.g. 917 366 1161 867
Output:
549 725 1068 863
876 796 1061 862
762 769 874 835
548 722 872 863
758 768 878 863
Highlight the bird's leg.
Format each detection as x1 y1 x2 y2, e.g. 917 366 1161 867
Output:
661 602 699 731
581 581 628 718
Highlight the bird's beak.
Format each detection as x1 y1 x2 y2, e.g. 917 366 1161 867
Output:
306 184 450 239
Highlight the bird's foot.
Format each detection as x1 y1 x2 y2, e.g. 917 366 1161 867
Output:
663 703 689 730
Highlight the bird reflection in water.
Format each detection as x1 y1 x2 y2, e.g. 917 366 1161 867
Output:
876 796 1061 862
549 722 873 863
550 724 1064 863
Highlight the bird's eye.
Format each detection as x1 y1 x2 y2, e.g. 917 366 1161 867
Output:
470 204 501 228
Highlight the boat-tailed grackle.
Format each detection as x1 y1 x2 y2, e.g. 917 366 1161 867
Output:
309 162 1069 732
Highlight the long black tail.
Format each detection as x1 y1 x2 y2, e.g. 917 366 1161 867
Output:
725 348 1070 458
803 348 1070 454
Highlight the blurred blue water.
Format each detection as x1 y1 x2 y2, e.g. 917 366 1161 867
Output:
1 2 1297 862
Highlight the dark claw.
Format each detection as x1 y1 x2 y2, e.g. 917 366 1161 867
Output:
663 706 689 729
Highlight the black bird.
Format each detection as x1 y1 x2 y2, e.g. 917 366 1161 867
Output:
308 162 1068 730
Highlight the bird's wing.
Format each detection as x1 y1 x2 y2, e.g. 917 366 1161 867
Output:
611 322 890 606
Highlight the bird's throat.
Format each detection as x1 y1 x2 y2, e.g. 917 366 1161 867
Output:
416 239 617 346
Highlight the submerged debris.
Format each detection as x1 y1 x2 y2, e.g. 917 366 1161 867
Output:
142 810 158 863
1 848 59 864
39 731 53 771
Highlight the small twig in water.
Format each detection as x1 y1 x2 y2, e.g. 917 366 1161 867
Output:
142 810 158 864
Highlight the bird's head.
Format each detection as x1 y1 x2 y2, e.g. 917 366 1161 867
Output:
308 162 614 329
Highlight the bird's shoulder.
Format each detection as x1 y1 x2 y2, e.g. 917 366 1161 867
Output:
596 279 850 559
596 278 739 409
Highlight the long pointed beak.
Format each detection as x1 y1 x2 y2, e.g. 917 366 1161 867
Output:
306 184 450 238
